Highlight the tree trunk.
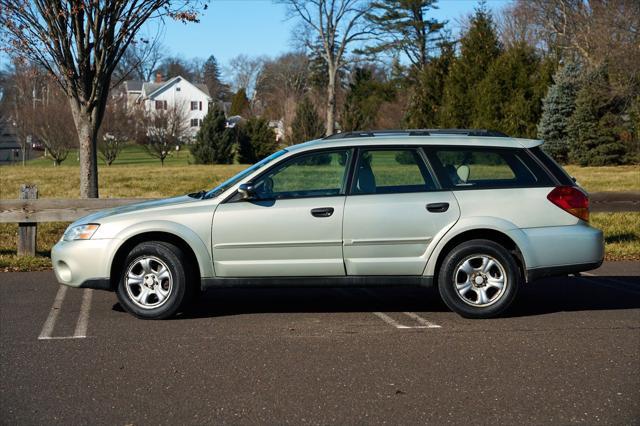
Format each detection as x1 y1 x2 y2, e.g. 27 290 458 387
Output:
326 64 337 136
69 100 100 198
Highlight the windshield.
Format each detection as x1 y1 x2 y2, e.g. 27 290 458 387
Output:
204 150 287 199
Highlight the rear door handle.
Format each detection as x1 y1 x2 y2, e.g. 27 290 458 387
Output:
311 207 334 218
426 202 449 213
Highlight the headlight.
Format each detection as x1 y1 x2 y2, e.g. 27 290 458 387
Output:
63 224 100 241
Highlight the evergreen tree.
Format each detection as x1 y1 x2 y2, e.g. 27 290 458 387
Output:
203 55 230 102
537 62 581 162
342 68 395 132
404 41 454 128
440 3 501 128
568 66 629 166
191 105 235 164
237 117 279 163
362 0 445 70
229 88 251 117
473 43 550 138
290 97 325 145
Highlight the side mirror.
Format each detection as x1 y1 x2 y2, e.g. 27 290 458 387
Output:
237 183 255 200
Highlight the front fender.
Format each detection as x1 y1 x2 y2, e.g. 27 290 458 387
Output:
109 220 214 278
423 216 532 277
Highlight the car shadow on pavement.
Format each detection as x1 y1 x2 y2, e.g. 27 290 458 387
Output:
177 286 449 319
112 275 640 320
506 275 640 317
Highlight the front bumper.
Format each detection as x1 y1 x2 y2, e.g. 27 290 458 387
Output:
51 238 118 290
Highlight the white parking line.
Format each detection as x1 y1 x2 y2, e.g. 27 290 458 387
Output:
38 285 68 340
373 312 412 328
39 286 93 340
403 312 441 328
73 289 93 338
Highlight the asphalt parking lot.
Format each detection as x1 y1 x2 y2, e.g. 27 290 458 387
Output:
1 262 639 425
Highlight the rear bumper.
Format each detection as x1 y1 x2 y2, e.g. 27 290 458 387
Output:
527 260 603 282
522 223 604 281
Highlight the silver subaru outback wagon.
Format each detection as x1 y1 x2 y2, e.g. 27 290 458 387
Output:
52 129 604 319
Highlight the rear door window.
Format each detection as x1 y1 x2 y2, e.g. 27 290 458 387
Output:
426 147 553 189
351 149 436 195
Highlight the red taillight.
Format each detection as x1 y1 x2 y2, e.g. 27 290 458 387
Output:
547 186 589 222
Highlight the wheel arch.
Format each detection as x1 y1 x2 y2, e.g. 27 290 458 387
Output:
108 222 213 290
425 219 531 283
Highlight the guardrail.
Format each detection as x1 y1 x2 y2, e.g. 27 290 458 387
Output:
1 184 639 256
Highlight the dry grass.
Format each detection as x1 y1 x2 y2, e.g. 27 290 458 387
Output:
0 163 246 199
565 165 640 192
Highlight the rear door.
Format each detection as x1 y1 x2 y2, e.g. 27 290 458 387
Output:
342 147 460 276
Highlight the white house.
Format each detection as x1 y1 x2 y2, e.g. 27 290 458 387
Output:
123 75 212 140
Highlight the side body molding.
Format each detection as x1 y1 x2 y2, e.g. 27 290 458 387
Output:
110 220 215 278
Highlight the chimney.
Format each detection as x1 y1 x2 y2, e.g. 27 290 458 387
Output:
155 72 163 83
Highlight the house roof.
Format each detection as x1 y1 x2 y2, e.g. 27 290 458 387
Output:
123 76 211 101
124 80 143 92
143 76 211 99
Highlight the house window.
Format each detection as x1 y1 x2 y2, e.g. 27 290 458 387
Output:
190 118 199 127
176 87 181 91
199 101 202 111
191 101 198 111
155 100 164 110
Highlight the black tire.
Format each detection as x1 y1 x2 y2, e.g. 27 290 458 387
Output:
438 239 520 319
116 241 191 320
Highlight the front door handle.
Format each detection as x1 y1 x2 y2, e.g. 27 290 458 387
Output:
311 207 334 218
426 202 449 213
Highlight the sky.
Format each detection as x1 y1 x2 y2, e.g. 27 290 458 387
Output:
159 0 509 66
0 0 509 75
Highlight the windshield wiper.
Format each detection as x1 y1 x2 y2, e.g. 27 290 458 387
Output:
187 190 206 199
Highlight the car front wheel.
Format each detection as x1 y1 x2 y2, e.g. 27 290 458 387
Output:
438 239 520 319
116 241 190 319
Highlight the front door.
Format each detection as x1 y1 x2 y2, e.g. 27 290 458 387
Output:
343 148 460 275
212 149 353 277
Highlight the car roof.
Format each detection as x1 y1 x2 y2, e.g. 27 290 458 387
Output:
287 133 543 153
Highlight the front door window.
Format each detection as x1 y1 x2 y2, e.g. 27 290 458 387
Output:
253 150 352 199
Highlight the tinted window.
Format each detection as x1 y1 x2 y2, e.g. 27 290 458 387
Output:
529 147 574 185
352 149 436 195
253 150 351 199
428 148 552 189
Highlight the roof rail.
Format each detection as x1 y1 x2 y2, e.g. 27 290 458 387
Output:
323 129 509 140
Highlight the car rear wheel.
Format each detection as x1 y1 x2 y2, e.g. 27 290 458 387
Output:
438 239 520 319
116 241 190 319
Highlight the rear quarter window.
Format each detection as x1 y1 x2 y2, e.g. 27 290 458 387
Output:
528 147 575 186
426 147 554 190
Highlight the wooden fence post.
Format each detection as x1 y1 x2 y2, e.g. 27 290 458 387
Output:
17 184 38 256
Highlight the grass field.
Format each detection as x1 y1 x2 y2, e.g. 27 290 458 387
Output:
1 146 638 270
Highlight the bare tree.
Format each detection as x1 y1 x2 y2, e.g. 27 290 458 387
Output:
497 1 548 51
136 103 188 166
0 1 204 197
99 97 131 166
4 61 49 166
227 54 267 99
33 91 78 166
115 40 165 82
255 52 310 139
522 0 639 68
281 0 372 136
